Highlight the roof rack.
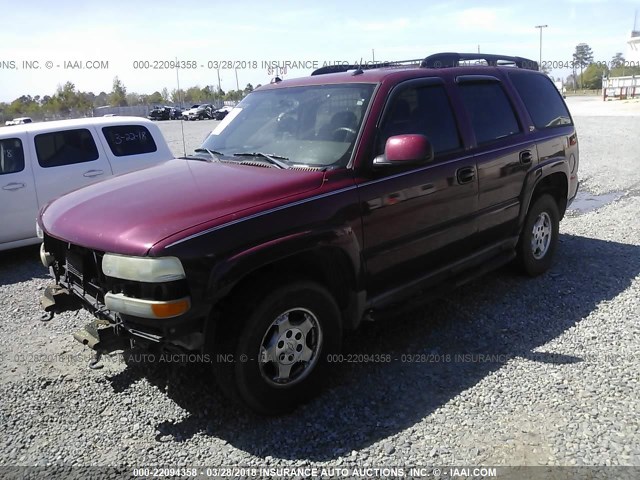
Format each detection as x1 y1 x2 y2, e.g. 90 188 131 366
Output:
311 59 422 76
310 53 539 77
421 53 538 71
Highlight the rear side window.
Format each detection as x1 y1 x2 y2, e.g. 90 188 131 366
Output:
458 82 521 145
35 129 99 168
102 125 157 157
0 138 25 174
509 72 572 129
379 84 461 156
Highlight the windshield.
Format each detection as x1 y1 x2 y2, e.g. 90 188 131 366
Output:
200 83 376 167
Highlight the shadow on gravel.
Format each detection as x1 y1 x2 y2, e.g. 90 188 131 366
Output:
105 233 640 460
0 245 47 287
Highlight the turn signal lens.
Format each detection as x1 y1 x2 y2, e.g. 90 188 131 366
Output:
151 299 191 318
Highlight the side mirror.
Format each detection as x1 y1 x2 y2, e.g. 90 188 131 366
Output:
373 134 434 168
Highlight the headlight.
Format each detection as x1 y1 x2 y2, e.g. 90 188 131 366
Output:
101 254 185 282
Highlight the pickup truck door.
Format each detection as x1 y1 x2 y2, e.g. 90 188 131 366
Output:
29 126 113 207
357 79 479 297
97 123 171 175
0 134 40 244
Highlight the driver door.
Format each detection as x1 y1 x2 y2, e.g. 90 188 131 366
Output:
357 79 479 296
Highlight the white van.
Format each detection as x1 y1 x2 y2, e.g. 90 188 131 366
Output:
0 116 173 251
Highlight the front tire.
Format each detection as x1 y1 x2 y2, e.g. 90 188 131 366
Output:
517 194 560 276
213 280 342 414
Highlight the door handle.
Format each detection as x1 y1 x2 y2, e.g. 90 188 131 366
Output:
520 150 533 164
83 169 104 178
456 167 475 185
2 182 26 191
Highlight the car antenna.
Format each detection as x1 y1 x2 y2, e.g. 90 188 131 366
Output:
176 57 187 158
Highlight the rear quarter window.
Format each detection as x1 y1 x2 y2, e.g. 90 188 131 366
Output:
458 82 521 146
509 72 573 129
102 125 157 157
0 138 25 174
35 129 99 168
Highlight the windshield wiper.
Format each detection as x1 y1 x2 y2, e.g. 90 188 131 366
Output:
193 148 224 162
233 152 290 169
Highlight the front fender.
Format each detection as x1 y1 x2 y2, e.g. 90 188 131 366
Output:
207 224 363 304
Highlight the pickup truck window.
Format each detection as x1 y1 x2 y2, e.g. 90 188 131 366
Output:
102 125 158 157
458 83 521 146
35 129 99 168
508 72 573 129
201 84 375 167
0 138 24 174
378 85 461 157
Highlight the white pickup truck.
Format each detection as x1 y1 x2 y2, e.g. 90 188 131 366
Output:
0 116 173 251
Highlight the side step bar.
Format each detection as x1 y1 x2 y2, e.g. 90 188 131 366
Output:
367 239 517 313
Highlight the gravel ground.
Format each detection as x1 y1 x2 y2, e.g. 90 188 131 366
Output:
0 98 639 472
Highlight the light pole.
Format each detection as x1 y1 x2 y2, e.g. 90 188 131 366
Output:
535 25 548 70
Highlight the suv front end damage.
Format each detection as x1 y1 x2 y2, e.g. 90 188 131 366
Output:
39 233 204 356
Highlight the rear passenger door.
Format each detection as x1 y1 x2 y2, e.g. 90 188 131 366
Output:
0 135 39 244
456 76 536 245
358 79 478 296
99 124 162 175
30 127 113 206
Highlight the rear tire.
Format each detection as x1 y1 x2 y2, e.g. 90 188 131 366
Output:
517 194 560 276
212 280 342 414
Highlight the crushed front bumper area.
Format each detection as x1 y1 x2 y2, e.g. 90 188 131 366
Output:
73 319 132 353
40 284 132 353
40 280 206 353
40 284 81 314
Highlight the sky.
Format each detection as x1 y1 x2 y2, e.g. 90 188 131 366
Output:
0 0 639 102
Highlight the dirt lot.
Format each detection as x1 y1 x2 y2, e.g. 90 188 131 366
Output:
0 97 638 472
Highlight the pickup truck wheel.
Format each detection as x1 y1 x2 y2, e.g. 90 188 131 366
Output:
213 281 341 414
517 194 560 276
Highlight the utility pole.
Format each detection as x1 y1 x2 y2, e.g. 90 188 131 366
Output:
535 25 548 70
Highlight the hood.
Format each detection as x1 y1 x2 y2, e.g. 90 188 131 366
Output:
41 159 325 256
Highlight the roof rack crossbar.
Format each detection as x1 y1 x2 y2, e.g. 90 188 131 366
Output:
311 58 423 76
421 53 539 71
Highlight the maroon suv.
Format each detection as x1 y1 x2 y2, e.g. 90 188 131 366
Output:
38 53 579 414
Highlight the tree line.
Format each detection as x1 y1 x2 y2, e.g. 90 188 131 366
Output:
0 76 259 121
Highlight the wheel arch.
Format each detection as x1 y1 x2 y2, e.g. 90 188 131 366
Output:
520 169 569 228
207 231 366 332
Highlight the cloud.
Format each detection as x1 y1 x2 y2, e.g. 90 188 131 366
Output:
453 7 505 32
346 18 411 32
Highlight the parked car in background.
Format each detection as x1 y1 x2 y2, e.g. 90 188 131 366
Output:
212 106 234 120
182 104 213 120
5 117 33 126
0 117 173 251
148 106 182 121
38 52 578 414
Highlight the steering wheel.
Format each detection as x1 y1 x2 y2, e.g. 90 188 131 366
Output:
331 127 357 141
